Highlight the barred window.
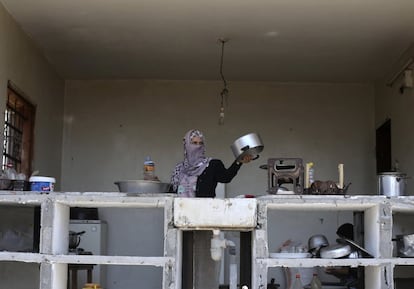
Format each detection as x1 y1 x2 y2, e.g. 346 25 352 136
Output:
2 83 35 176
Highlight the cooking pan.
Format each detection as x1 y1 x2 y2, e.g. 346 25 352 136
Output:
336 237 373 258
231 133 264 162
320 244 351 258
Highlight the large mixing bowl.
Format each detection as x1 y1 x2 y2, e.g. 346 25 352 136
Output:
114 180 171 193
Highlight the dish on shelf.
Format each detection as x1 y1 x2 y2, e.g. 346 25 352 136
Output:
269 252 311 258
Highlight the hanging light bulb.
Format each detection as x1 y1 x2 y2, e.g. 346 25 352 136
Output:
218 39 229 125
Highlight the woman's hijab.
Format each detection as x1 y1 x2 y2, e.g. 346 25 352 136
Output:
171 129 211 197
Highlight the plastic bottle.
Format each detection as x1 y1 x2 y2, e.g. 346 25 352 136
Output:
143 156 155 180
292 274 304 289
308 162 314 186
310 273 322 289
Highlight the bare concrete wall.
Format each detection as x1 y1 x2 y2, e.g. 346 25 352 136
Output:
62 80 376 195
0 3 64 289
375 81 414 194
62 79 375 288
0 2 64 183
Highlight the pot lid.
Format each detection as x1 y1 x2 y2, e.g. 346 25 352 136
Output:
378 172 407 176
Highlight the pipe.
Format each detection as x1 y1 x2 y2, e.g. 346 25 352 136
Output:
210 230 238 289
210 230 225 261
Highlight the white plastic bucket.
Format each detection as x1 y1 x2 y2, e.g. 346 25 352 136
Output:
29 176 55 192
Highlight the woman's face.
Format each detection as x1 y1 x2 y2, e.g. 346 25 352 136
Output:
190 136 204 146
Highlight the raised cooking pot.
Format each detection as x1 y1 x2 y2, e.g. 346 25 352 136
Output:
377 172 408 196
230 133 264 162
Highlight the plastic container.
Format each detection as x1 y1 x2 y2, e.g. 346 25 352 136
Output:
293 274 304 289
308 163 314 185
143 156 155 180
29 176 55 192
310 273 322 289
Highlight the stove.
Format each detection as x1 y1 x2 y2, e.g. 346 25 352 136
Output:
267 158 304 194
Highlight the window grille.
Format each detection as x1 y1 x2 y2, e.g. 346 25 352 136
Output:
2 84 35 176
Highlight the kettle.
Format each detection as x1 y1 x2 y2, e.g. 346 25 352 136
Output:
69 230 85 249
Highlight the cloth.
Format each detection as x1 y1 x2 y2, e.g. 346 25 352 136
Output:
171 129 211 196
195 159 241 197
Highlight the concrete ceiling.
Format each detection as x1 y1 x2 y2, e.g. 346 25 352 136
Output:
2 0 414 82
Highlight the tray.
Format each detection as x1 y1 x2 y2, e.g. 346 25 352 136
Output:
269 252 311 259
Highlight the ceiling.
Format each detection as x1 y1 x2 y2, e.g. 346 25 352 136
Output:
2 0 414 82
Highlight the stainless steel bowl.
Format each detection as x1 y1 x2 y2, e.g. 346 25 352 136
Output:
308 234 329 251
114 180 171 193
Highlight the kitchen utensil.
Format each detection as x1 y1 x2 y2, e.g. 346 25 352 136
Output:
320 244 351 259
336 238 373 258
378 172 409 196
308 234 329 252
230 132 264 162
269 252 311 259
393 234 414 257
114 180 171 193
69 230 85 249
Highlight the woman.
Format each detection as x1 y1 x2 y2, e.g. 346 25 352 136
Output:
171 129 252 198
171 129 252 289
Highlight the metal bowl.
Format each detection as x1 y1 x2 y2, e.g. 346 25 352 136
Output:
114 180 171 193
308 234 329 251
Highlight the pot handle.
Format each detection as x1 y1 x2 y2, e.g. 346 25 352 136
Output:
239 145 260 160
240 145 250 152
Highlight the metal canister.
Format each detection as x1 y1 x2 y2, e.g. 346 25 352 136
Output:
377 172 407 196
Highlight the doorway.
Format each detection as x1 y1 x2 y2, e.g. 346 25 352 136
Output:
376 119 392 173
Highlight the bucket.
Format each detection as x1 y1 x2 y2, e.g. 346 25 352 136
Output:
29 176 55 192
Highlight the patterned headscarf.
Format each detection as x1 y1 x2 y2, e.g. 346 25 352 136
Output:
171 129 211 196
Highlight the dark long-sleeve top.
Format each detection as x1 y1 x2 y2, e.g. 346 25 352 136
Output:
195 159 242 198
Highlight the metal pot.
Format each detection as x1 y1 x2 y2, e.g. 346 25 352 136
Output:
69 230 85 249
308 234 329 252
114 180 171 193
377 172 408 196
394 234 414 257
230 133 264 162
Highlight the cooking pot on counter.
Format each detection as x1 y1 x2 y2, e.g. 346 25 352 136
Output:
114 180 171 194
378 172 409 197
230 132 264 162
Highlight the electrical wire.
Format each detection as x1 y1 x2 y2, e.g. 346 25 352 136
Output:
218 39 228 125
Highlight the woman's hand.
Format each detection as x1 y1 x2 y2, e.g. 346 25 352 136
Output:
239 154 253 163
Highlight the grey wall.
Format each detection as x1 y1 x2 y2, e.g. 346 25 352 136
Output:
62 79 376 288
62 80 376 195
375 80 414 192
0 3 64 289
0 3 64 184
